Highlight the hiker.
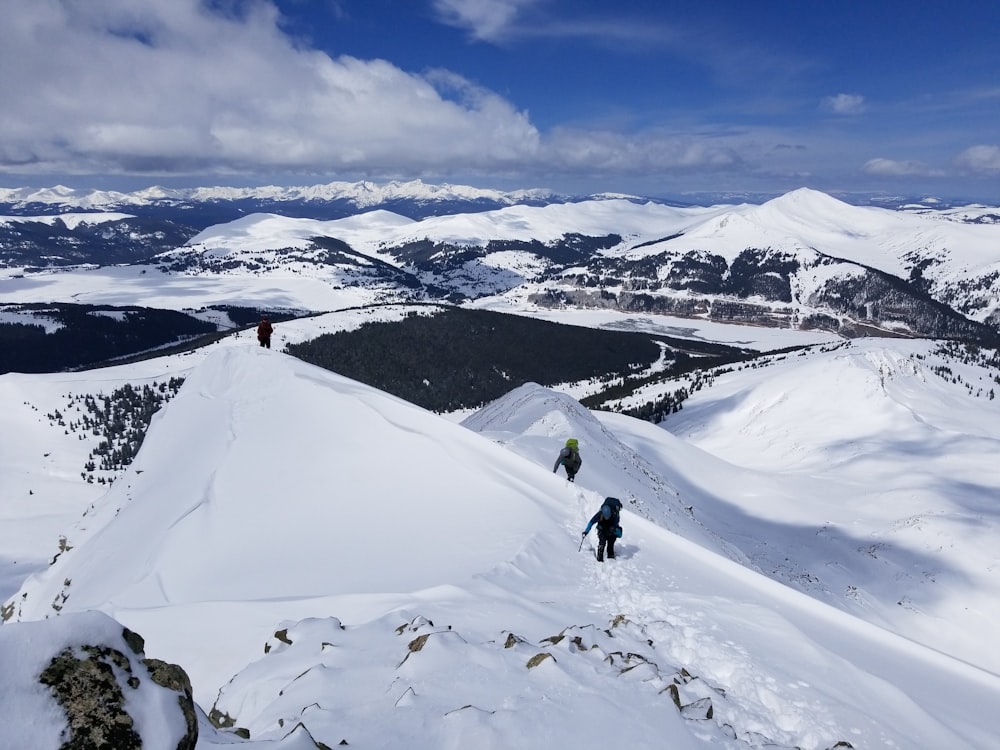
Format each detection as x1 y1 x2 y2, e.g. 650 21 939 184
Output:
553 438 582 482
582 497 623 562
257 316 274 349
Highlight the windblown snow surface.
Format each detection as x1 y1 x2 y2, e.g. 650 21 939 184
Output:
3 329 1000 748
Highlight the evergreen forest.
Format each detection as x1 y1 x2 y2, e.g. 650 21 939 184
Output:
286 305 749 412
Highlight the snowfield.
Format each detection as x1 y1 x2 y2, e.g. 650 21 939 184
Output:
3 324 1000 748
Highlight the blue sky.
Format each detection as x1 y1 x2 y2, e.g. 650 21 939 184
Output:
1 0 998 201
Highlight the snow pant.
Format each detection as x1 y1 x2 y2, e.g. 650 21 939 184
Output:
259 337 271 349
596 530 616 561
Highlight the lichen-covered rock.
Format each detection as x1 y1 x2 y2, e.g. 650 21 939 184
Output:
0 610 198 749
143 658 198 749
40 644 145 749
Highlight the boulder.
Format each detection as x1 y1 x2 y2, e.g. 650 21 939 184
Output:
0 610 197 749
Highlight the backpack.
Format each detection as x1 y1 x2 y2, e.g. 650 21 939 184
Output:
600 497 622 525
563 438 582 470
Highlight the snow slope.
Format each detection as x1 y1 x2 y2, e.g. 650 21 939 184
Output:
4 338 1000 748
661 339 1000 672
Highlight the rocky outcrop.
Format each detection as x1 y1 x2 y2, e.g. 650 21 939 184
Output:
528 245 1000 345
0 610 197 750
208 612 857 750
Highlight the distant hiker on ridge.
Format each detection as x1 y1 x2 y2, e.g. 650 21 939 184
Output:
257 316 274 349
582 497 623 562
553 438 582 482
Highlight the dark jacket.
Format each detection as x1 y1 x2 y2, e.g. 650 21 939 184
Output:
257 319 273 340
584 498 622 538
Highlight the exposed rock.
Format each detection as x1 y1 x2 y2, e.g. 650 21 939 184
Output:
121 626 145 655
503 632 527 648
40 645 144 749
526 652 555 669
143 658 198 749
407 633 431 653
679 696 714 720
532 244 1000 345
0 610 198 750
207 706 251 739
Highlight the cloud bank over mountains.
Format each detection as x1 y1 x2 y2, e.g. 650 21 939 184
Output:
1 1 538 177
1 0 998 200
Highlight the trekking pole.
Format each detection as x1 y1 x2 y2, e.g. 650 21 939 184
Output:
578 532 586 552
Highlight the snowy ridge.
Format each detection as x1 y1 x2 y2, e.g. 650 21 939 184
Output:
178 198 702 255
161 187 1000 323
0 179 558 210
0 212 137 229
461 382 750 561
181 209 416 255
4 186 1000 335
663 340 1000 667
4 337 1000 747
163 186 999 272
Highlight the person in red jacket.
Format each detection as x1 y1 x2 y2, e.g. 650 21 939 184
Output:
257 316 274 349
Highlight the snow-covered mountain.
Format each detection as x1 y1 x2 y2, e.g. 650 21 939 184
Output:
7 185 999 348
0 179 561 211
0 180 575 275
3 316 1000 747
0 180 566 231
5 178 1000 746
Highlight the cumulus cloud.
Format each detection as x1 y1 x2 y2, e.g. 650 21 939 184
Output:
0 0 765 188
822 93 866 115
0 0 541 178
10 0 973 196
956 145 1000 173
862 158 942 177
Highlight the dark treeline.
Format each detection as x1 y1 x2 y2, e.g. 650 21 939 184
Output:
286 305 749 412
0 303 300 374
0 303 218 374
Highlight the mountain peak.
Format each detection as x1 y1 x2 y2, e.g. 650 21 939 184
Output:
762 186 852 212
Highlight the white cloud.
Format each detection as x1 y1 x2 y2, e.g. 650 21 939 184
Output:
0 0 760 188
431 0 543 42
544 128 746 173
1 1 991 199
544 128 743 174
862 157 941 177
0 0 541 178
822 93 866 115
956 144 1000 173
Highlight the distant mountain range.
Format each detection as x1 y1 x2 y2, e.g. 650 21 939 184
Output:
2 181 1000 373
0 180 566 228
2 179 989 227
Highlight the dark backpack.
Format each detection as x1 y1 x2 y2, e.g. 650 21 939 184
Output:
600 497 622 524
